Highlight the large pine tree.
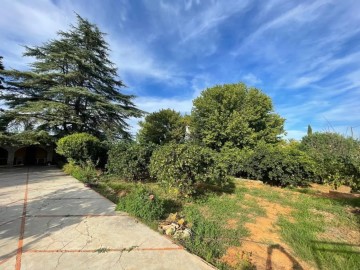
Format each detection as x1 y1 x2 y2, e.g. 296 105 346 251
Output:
0 15 142 139
0 56 4 89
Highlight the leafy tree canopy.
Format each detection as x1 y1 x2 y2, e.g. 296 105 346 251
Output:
0 130 53 147
191 83 285 150
137 109 186 145
0 15 142 140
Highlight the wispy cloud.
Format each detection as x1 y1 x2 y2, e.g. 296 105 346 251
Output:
0 0 72 68
242 73 262 86
179 0 250 43
1 0 360 139
232 0 332 56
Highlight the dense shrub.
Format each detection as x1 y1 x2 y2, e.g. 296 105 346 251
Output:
218 145 252 177
63 160 98 183
149 143 228 196
301 132 360 190
116 186 165 222
56 133 101 163
107 142 156 181
245 143 316 187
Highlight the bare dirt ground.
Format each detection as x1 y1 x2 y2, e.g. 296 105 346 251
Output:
220 180 359 270
221 195 312 269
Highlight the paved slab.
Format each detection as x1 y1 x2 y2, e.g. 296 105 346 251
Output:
0 167 215 270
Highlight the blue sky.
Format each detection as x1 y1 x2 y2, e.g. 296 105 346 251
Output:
1 0 360 139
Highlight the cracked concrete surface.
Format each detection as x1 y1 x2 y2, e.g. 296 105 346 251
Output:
0 167 215 270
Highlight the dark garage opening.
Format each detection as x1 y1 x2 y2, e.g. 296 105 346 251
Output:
14 146 47 166
0 147 8 165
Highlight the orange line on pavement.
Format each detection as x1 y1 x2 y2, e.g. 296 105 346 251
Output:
15 168 29 270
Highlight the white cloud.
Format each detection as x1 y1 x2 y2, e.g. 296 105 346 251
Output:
288 52 360 89
179 0 250 42
233 0 332 56
242 73 262 86
184 0 201 11
0 0 69 39
110 40 178 82
0 0 73 69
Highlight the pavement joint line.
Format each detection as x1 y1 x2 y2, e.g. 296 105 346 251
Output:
24 247 184 253
4 199 24 206
15 167 29 270
0 217 21 227
46 198 105 200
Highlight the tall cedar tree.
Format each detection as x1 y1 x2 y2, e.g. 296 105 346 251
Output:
0 56 4 89
0 56 8 132
0 16 142 139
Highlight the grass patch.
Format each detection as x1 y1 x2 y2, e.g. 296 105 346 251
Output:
116 185 165 224
64 167 360 270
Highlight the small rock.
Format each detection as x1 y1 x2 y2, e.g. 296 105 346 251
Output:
166 212 180 222
171 222 180 229
182 228 192 238
165 227 175 236
173 228 192 239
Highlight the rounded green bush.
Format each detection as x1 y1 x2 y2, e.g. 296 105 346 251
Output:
218 145 252 177
301 132 360 190
106 142 156 181
245 143 316 187
149 142 228 196
56 133 101 163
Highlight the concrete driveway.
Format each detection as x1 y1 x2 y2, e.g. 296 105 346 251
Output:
0 167 215 270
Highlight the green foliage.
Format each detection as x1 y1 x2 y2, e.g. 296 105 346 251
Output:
218 145 252 177
191 83 285 150
0 56 4 89
56 133 101 163
107 141 156 181
181 208 224 262
149 143 229 196
63 160 98 183
116 186 165 222
138 109 186 145
245 143 316 186
0 130 53 146
0 15 142 139
301 132 360 191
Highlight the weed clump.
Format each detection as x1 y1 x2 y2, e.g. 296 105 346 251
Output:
116 186 165 222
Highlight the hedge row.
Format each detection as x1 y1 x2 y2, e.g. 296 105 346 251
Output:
57 132 360 194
